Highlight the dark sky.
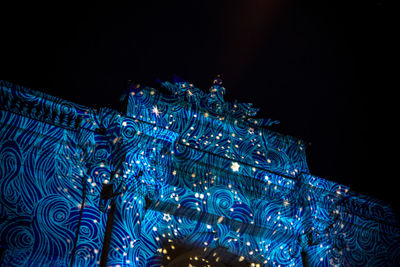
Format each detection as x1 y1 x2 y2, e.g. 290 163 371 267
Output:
1 2 397 216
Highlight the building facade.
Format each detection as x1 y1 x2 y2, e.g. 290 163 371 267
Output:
0 79 399 266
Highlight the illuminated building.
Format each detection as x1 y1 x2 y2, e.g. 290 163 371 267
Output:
0 78 399 266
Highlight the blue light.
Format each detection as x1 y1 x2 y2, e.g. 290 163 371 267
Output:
0 79 399 266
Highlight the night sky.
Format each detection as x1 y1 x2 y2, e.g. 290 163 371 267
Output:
1 2 397 217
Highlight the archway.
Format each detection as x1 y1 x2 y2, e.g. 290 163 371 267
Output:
161 242 254 267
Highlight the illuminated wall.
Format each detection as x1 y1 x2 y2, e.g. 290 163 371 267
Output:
0 79 399 266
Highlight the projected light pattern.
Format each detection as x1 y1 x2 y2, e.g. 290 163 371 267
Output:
0 79 399 266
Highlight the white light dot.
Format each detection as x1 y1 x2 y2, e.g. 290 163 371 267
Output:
231 162 240 172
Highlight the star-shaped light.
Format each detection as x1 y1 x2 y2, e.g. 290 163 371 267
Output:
231 162 240 172
163 213 171 222
152 106 161 117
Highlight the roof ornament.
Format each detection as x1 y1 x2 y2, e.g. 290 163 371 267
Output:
159 75 279 127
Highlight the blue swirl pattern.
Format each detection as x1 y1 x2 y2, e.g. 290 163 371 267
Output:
1 79 399 266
